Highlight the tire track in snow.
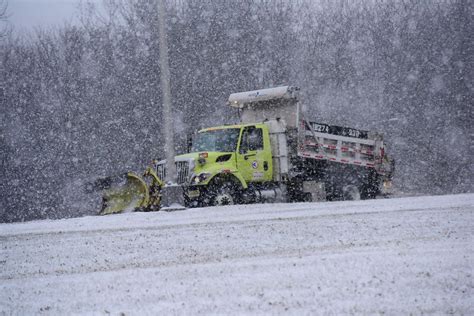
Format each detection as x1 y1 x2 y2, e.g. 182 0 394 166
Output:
1 205 471 281
0 204 471 240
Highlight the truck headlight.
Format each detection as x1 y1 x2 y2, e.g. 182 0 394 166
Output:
192 173 211 184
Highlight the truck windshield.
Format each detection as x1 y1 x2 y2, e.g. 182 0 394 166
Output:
191 128 240 152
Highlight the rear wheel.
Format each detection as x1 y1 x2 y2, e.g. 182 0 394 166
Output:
343 185 361 201
360 172 381 200
360 183 380 199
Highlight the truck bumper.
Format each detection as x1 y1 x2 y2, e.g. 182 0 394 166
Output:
183 185 210 207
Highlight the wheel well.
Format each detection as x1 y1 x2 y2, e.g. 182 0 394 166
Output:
208 174 243 189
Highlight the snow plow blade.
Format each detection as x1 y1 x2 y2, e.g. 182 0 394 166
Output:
99 168 164 215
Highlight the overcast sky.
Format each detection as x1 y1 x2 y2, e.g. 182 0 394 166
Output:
8 0 100 33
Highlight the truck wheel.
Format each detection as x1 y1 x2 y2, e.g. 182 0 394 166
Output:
360 171 380 199
360 182 380 199
209 177 241 206
343 185 360 201
213 181 236 206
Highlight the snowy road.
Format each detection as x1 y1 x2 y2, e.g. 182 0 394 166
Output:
1 194 473 314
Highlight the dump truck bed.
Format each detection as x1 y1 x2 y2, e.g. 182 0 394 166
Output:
298 120 391 176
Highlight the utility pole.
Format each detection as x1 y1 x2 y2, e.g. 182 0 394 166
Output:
156 0 184 209
156 0 176 185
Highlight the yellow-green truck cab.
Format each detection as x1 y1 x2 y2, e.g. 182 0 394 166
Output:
174 123 275 206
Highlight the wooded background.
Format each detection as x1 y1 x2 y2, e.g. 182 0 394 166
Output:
1 0 472 222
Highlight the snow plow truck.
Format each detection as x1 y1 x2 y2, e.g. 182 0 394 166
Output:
98 86 394 214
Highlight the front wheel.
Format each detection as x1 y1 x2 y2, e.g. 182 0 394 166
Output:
208 177 241 206
213 181 236 206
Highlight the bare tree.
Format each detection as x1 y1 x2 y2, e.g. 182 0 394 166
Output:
0 0 10 37
1 0 472 223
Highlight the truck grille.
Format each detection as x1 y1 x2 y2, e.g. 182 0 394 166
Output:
156 161 190 185
176 161 189 184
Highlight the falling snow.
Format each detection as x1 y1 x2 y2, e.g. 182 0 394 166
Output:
0 1 472 220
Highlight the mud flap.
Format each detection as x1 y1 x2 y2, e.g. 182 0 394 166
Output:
100 173 149 215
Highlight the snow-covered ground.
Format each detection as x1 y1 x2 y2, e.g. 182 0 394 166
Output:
1 194 473 314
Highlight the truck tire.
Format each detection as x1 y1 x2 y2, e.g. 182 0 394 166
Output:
360 179 380 199
359 170 380 200
208 176 242 206
214 183 235 205
342 185 361 201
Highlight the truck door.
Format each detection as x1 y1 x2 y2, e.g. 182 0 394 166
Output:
237 126 272 182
